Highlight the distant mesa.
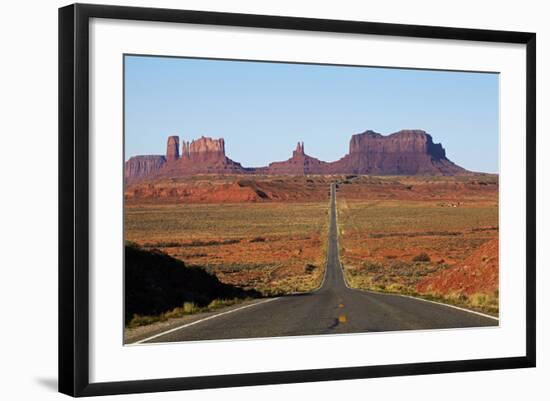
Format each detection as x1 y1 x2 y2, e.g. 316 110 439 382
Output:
124 155 167 181
327 129 465 176
125 129 469 181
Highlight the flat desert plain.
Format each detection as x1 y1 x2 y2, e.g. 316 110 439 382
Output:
337 175 499 314
125 174 499 328
125 176 332 296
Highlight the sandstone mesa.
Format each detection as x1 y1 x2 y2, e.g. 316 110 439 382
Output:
125 129 470 182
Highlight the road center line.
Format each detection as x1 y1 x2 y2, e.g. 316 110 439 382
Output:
131 297 280 345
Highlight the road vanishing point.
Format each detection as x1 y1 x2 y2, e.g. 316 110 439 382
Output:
136 183 498 344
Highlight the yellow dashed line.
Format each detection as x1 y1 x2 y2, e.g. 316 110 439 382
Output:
338 315 347 323
338 303 344 308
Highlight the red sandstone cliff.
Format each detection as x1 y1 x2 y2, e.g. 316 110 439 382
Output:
261 142 328 175
124 129 471 181
124 155 166 181
326 129 467 175
125 136 251 183
166 136 180 162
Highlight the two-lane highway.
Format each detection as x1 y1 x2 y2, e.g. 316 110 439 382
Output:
137 183 497 344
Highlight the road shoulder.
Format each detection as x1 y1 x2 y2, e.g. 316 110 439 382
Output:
124 298 276 344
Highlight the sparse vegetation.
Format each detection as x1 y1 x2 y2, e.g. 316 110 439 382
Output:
125 174 500 336
128 298 249 328
345 259 449 292
337 176 499 315
412 252 431 262
142 239 241 248
124 243 259 326
344 260 498 315
305 263 317 273
125 200 329 295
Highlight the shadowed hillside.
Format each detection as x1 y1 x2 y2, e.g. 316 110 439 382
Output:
125 243 260 324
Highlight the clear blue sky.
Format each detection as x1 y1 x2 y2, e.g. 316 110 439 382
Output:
125 55 499 173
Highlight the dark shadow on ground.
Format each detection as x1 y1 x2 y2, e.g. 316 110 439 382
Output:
125 243 260 325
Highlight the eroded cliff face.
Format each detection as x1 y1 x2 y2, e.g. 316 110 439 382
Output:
348 130 446 159
260 130 464 176
124 129 470 181
166 136 180 162
263 142 328 175
187 137 226 162
327 129 465 175
153 136 249 177
124 155 166 181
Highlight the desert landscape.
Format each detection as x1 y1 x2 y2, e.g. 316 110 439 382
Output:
125 182 330 297
124 130 499 342
336 175 498 314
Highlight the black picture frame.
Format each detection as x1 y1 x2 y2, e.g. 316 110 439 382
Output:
59 3 536 397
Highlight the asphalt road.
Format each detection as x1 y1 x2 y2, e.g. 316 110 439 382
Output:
141 183 498 344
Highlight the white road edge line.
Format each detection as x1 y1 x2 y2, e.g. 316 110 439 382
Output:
132 184 334 344
131 297 280 345
394 293 499 321
333 184 499 322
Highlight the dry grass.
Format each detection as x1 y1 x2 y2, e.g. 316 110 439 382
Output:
337 176 499 315
344 259 450 293
125 201 329 295
344 260 499 315
338 199 498 267
128 298 249 328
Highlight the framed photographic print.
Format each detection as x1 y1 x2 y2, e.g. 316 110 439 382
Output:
58 3 536 397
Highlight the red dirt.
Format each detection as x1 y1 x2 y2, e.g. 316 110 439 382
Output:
416 238 498 296
125 176 333 204
338 176 498 203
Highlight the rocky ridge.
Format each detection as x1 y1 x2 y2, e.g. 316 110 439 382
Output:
125 129 470 181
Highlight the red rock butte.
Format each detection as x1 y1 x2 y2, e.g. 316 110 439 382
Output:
124 130 470 182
